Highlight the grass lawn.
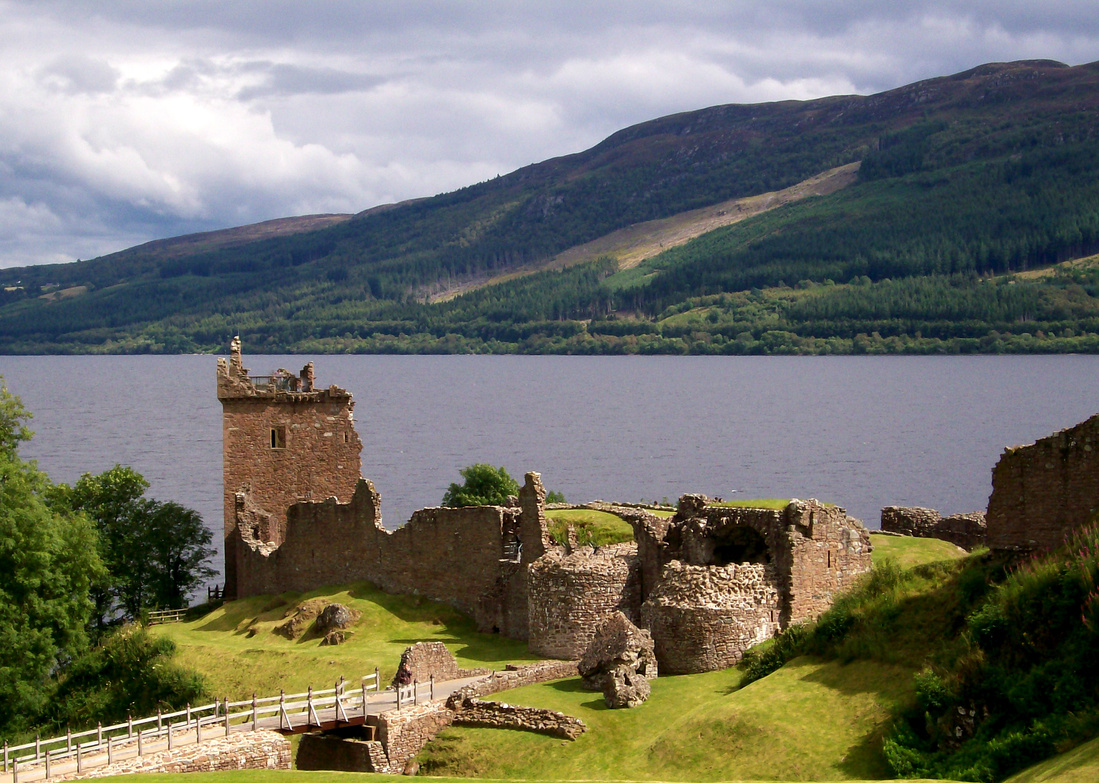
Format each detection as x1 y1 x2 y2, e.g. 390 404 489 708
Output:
418 657 915 781
151 582 539 700
1005 735 1099 783
868 533 969 570
545 509 635 545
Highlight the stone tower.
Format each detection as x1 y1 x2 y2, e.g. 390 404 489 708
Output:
217 337 363 598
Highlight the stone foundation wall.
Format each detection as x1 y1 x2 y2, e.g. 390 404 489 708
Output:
52 730 290 780
527 544 641 659
641 561 780 673
452 660 580 700
987 413 1099 552
881 506 987 550
297 734 389 773
373 702 457 773
448 696 585 739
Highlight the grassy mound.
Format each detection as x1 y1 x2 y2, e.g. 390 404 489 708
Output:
545 509 635 545
740 526 1099 782
151 581 538 699
418 658 913 781
869 533 970 570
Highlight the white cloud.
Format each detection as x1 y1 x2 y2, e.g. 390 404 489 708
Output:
1 0 1099 267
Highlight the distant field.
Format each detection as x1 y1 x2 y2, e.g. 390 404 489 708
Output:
152 582 538 700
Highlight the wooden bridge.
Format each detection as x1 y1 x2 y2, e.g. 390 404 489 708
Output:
1 670 488 783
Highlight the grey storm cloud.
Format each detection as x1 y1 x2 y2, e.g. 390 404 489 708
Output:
2 0 1099 267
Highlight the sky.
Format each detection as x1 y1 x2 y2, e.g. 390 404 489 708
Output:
3 1 1099 269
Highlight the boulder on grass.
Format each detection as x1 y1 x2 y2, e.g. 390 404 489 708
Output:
603 666 651 708
578 611 658 693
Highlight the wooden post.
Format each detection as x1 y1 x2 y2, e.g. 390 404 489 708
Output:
224 698 230 737
362 680 367 721
413 679 418 705
137 729 143 758
168 721 173 750
107 735 113 765
97 723 103 749
279 690 286 731
251 693 258 732
35 734 40 762
66 727 71 753
12 756 17 783
157 706 162 734
44 750 49 780
375 667 379 691
3 739 7 773
196 715 202 744
127 714 133 738
186 703 192 726
76 743 82 774
430 674 435 701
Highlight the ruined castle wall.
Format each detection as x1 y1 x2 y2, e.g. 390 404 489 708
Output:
527 544 641 659
881 506 986 551
234 478 538 635
641 561 780 673
986 413 1099 552
784 502 873 625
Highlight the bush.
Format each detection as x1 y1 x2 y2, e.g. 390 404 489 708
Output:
442 464 520 507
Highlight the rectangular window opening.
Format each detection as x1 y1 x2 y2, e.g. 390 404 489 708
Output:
270 426 287 449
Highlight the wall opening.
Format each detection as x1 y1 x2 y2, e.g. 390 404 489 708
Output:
270 426 287 449
711 525 771 566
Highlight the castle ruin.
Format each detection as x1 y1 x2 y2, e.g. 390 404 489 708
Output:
986 412 1099 552
219 341 872 672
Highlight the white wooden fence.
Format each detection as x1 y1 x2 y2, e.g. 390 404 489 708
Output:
2 670 381 782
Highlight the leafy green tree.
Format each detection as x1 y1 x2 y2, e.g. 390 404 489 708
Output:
442 464 521 507
64 465 215 626
0 379 104 738
43 626 207 732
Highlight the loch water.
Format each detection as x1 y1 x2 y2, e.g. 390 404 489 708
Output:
3 353 1098 587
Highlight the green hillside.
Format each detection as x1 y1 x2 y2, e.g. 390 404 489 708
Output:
3 59 1099 354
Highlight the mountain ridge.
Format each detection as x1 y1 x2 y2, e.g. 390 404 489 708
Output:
2 58 1099 354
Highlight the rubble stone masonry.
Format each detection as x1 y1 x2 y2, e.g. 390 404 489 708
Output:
53 731 290 780
881 506 987 551
987 413 1099 552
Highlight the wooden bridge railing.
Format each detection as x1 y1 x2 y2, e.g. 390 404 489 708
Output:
2 669 381 781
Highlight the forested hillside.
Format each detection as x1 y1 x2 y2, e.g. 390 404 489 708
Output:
2 59 1099 354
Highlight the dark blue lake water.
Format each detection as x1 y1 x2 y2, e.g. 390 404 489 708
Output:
2 354 1097 588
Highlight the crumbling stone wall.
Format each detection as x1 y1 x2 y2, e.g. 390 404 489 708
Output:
527 543 641 659
447 696 586 739
631 497 871 672
881 506 987 551
53 730 290 780
398 642 460 683
218 338 362 597
987 413 1099 552
641 561 780 673
373 702 457 773
234 474 547 638
783 500 873 625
